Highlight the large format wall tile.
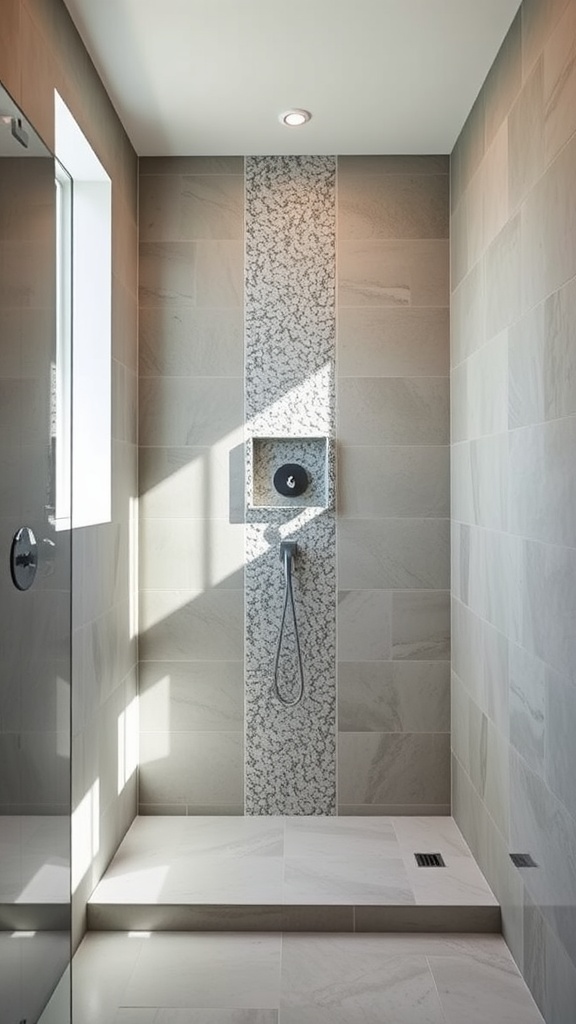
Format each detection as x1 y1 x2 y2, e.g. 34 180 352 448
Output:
139 376 244 447
339 239 449 307
139 173 244 242
338 732 450 808
338 306 449 377
337 154 450 812
338 519 450 591
452 1 576 1017
338 172 449 240
338 378 449 446
338 662 450 732
339 446 449 518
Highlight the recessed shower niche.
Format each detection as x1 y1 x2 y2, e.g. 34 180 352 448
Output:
248 436 332 510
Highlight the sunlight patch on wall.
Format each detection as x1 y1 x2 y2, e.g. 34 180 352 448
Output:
72 779 99 892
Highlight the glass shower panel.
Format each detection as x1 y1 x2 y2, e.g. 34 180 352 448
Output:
0 84 72 1022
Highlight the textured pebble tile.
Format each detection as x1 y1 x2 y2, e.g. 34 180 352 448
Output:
244 156 336 815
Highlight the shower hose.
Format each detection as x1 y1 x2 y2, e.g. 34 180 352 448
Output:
273 541 305 707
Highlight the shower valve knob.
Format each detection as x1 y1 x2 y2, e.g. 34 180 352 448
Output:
273 463 308 498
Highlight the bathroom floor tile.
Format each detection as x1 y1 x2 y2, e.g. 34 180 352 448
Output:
89 815 500 932
74 932 544 1024
121 933 282 1009
283 855 414 905
428 954 545 1022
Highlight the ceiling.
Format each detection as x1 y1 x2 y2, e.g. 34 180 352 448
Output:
63 0 522 156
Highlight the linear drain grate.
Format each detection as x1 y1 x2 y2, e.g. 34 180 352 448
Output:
510 853 537 868
414 852 445 867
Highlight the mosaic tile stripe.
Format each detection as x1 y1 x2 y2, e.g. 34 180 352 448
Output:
245 155 337 814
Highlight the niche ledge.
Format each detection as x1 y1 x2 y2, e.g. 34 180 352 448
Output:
248 436 331 510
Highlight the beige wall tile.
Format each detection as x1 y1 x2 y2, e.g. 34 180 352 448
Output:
337 590 392 662
339 446 449 518
139 307 244 378
338 661 450 732
139 376 244 447
338 377 449 446
338 173 449 240
338 307 449 377
338 732 450 806
338 519 450 591
338 239 449 307
139 173 244 242
392 591 451 661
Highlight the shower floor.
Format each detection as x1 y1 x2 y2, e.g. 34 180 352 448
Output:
88 815 499 932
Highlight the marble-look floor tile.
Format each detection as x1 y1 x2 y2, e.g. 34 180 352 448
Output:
283 816 397 858
405 858 498 907
283 855 414 905
116 1013 278 1024
429 954 544 1023
121 933 281 1009
391 816 472 858
280 936 445 1023
75 933 541 1024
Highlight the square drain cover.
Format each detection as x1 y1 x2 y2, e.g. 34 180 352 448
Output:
510 853 537 868
415 852 445 867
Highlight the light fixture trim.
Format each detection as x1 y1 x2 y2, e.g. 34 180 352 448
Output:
280 108 312 127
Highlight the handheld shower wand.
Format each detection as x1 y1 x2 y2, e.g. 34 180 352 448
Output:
273 541 305 707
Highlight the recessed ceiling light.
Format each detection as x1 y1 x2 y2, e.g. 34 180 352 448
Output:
280 109 312 127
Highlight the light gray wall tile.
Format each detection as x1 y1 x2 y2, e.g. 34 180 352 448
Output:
139 517 244 591
338 732 450 806
338 172 449 239
522 131 576 312
509 59 544 210
139 731 244 808
482 8 522 146
521 0 570 77
139 660 244 732
451 91 485 212
338 377 449 446
338 661 450 732
452 436 509 532
509 416 576 548
451 261 485 367
510 750 576 974
337 590 392 661
139 308 244 377
139 376 243 447
139 589 244 662
338 306 449 377
510 276 576 429
139 173 244 241
139 240 243 308
543 0 576 164
339 446 449 518
338 519 450 590
545 667 576 823
392 591 451 661
139 444 242 521
338 239 449 307
509 643 546 774
140 157 244 175
485 215 521 340
338 155 449 177
482 123 510 253
521 538 576 679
